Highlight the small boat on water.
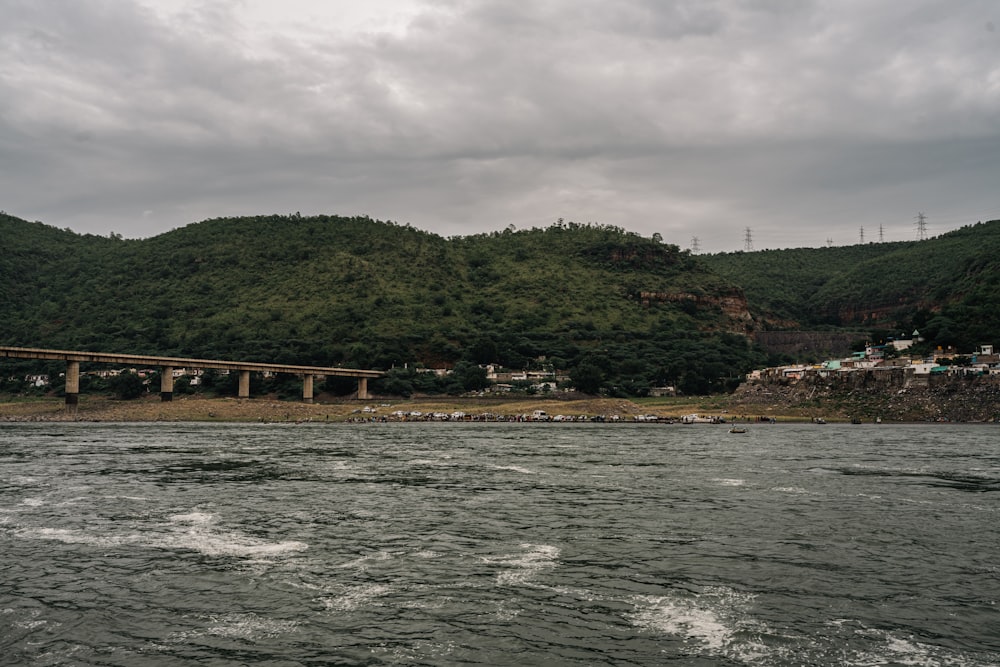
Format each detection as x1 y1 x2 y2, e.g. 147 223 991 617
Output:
681 413 715 424
728 426 748 434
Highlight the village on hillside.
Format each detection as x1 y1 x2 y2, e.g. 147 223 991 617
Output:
746 335 998 387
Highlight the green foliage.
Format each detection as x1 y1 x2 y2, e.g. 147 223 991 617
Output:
20 212 999 396
702 220 1000 352
109 371 145 400
0 215 762 395
569 362 604 394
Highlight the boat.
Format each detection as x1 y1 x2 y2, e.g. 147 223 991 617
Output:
728 426 748 434
812 417 826 424
681 413 715 424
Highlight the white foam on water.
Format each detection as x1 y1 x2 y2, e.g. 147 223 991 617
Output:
712 478 746 487
484 543 560 586
20 497 45 507
162 613 298 644
841 628 999 667
25 527 138 548
337 550 395 570
168 511 214 525
628 586 760 656
771 486 814 495
0 607 62 631
492 598 523 621
10 476 41 485
162 512 308 558
204 612 298 640
413 549 439 559
629 594 733 650
491 465 537 475
18 511 307 560
373 639 457 663
322 582 392 611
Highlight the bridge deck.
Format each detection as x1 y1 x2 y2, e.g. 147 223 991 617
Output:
0 346 383 378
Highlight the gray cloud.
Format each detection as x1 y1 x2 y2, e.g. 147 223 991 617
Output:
1 0 998 251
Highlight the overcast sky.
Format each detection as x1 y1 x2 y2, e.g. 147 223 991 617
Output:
2 0 999 252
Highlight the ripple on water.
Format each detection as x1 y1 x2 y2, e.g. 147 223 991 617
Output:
628 586 757 653
15 510 307 560
483 543 560 586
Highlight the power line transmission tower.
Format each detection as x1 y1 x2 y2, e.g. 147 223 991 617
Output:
690 236 700 253
860 226 865 244
826 238 833 247
915 212 927 240
879 225 884 243
743 227 753 252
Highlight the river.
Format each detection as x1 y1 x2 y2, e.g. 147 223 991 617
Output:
1 422 998 665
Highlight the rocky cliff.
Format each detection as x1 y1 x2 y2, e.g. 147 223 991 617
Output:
730 370 1000 422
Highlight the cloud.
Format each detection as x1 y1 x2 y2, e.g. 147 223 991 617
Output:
1 0 998 250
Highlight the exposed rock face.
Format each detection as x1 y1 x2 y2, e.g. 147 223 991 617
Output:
639 290 755 334
731 370 1000 422
753 331 866 359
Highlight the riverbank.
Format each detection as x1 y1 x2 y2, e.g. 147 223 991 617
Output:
9 380 995 423
0 393 816 423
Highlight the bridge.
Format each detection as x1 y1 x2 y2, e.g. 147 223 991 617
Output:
0 346 383 407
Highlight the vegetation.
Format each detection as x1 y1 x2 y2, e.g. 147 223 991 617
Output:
3 210 998 399
702 220 1000 352
1 212 769 396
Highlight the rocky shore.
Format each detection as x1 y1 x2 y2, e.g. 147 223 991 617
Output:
0 395 660 423
729 373 1000 423
4 374 999 423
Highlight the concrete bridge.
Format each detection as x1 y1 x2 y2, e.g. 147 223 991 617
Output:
0 346 383 407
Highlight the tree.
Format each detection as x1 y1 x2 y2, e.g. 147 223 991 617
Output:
452 361 490 392
570 362 604 394
110 371 145 400
376 368 415 397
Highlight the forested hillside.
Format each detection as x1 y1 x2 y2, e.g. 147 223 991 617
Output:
702 220 1000 352
4 212 997 396
1 212 765 395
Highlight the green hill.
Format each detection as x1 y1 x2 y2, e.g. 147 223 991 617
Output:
1 212 765 396
4 211 998 396
701 220 1000 351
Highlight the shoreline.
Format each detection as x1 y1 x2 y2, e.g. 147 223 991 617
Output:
0 394 932 424
0 395 698 423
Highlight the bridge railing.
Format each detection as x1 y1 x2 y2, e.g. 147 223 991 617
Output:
0 346 383 406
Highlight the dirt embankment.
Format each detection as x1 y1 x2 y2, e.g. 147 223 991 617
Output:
0 395 655 423
729 373 1000 422
6 375 998 423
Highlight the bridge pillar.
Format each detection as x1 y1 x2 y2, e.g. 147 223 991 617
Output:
238 370 251 398
302 374 314 403
161 366 174 401
65 360 80 407
357 377 370 400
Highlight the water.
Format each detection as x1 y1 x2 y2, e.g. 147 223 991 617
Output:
1 422 998 666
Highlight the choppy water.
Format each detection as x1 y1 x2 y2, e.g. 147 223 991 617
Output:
1 422 998 666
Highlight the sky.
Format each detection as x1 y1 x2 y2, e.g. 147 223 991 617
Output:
2 0 999 252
